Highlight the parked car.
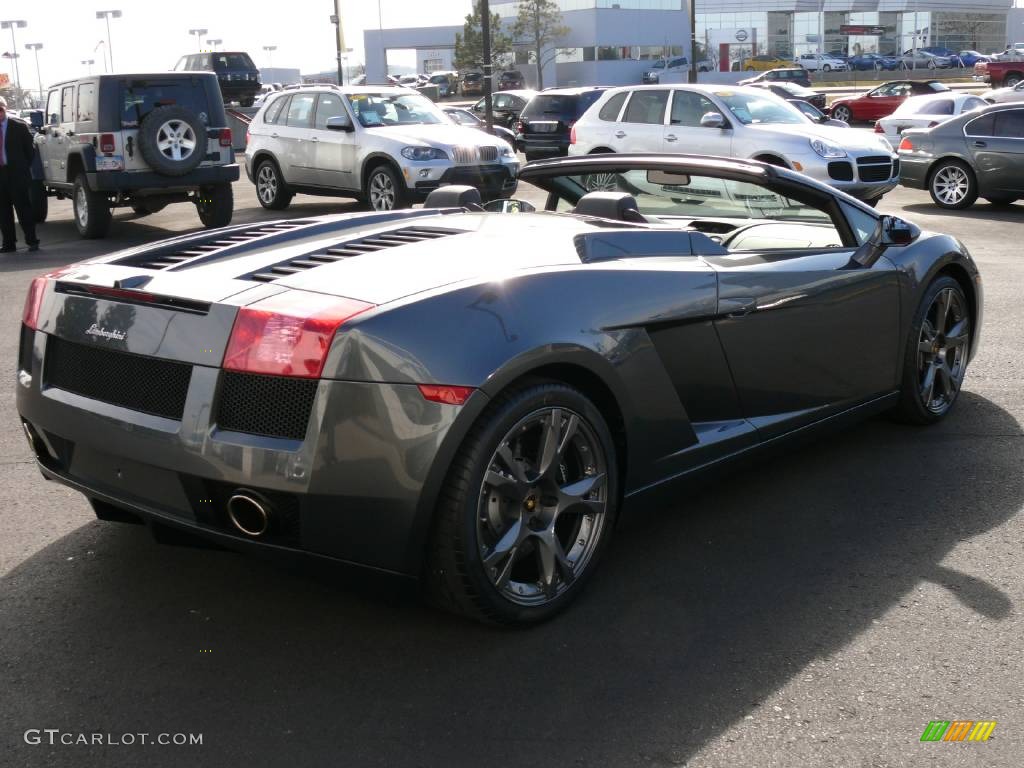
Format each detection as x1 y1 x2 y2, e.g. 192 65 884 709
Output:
876 93 988 145
461 72 485 96
795 53 848 72
899 103 1024 208
441 106 517 146
173 51 261 107
789 98 848 127
958 50 991 68
515 87 608 160
738 67 812 88
471 90 536 128
848 53 900 71
18 151 981 624
828 80 951 124
746 81 826 111
981 80 1024 104
498 70 526 90
741 55 792 72
34 72 238 237
569 84 897 204
642 56 688 84
921 46 962 64
974 58 1024 88
897 49 953 69
246 86 518 211
428 73 456 97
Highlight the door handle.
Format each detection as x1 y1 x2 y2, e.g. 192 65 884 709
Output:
973 141 987 147
665 134 678 142
721 297 757 317
614 130 626 138
311 137 319 142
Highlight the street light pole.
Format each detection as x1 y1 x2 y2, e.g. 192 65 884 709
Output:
0 20 27 90
263 45 276 69
95 10 121 72
332 0 344 85
481 0 493 132
25 42 43 105
206 38 222 52
81 58 95 75
189 28 208 53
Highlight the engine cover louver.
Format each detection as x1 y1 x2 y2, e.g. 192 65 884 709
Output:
244 226 464 283
124 221 309 271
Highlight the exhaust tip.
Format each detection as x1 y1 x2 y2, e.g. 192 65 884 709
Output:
226 493 271 537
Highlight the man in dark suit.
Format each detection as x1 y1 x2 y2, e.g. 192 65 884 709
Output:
0 96 40 253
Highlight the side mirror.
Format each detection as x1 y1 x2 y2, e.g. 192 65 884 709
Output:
879 215 920 246
48 113 59 126
325 115 354 132
700 112 726 129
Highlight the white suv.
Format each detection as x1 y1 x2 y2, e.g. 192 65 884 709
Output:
569 84 898 204
796 53 849 72
245 86 519 211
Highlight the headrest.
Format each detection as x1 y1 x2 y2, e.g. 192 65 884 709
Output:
574 191 645 222
423 185 483 210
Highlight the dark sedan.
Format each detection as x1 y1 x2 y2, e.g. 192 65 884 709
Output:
848 53 900 71
442 106 517 145
737 67 812 88
515 87 608 160
747 81 826 111
471 89 536 128
18 154 981 625
898 102 1024 208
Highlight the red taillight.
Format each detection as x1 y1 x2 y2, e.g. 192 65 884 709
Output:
418 384 475 405
223 291 374 378
570 124 577 145
898 137 914 151
219 128 232 147
873 121 883 133
99 133 115 154
22 267 79 330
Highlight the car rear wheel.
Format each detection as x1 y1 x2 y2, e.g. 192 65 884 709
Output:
1005 74 1022 87
831 105 852 123
365 164 408 211
822 64 831 72
72 175 112 239
196 183 234 228
892 276 970 424
255 159 293 210
929 160 978 209
426 381 619 625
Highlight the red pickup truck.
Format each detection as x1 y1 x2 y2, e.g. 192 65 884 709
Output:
975 59 1024 87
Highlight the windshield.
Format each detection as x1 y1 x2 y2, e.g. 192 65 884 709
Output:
715 91 807 125
649 59 667 69
346 92 446 127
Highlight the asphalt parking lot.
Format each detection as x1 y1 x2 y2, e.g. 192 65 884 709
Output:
1 155 1023 767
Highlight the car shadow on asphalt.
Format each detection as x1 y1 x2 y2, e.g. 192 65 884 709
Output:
900 202 1024 221
0 391 1020 767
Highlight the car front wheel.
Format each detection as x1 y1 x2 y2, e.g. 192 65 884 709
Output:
929 160 978 209
426 381 619 625
893 276 971 424
831 105 852 123
365 164 408 211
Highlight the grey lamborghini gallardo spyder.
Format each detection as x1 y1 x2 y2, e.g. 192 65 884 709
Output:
18 154 982 625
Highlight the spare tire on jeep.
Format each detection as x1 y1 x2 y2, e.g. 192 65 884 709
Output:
137 105 206 177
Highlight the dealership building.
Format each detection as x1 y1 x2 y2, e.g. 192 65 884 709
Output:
365 0 1018 87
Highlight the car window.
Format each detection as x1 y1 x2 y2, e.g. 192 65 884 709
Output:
840 202 878 245
993 110 1024 138
345 92 446 127
61 86 75 123
119 81 211 128
915 99 954 115
962 97 986 112
264 94 288 124
45 90 60 124
926 81 951 92
965 114 995 137
213 53 255 70
576 90 604 116
870 84 895 97
76 82 97 122
200 54 212 70
598 92 628 121
623 90 668 124
669 90 718 127
285 93 315 128
314 93 346 129
715 90 805 125
173 56 187 71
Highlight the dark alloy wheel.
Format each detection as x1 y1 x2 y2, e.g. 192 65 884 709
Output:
427 382 619 625
255 159 293 210
831 105 852 123
893 276 971 424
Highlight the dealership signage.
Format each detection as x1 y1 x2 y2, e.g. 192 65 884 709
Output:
840 25 887 36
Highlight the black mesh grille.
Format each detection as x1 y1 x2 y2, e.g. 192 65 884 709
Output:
828 161 854 181
44 335 192 420
19 324 34 373
216 371 317 440
857 156 894 182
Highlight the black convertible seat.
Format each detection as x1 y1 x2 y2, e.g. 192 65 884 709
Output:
424 185 483 210
573 191 648 223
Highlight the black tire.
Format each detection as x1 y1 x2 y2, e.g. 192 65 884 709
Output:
822 64 832 72
364 163 408 211
892 276 971 425
1005 74 1022 87
831 105 852 123
984 195 1017 206
137 105 206 177
254 158 293 210
425 381 620 625
72 175 112 239
928 160 978 210
196 183 234 229
130 201 167 217
30 180 47 223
